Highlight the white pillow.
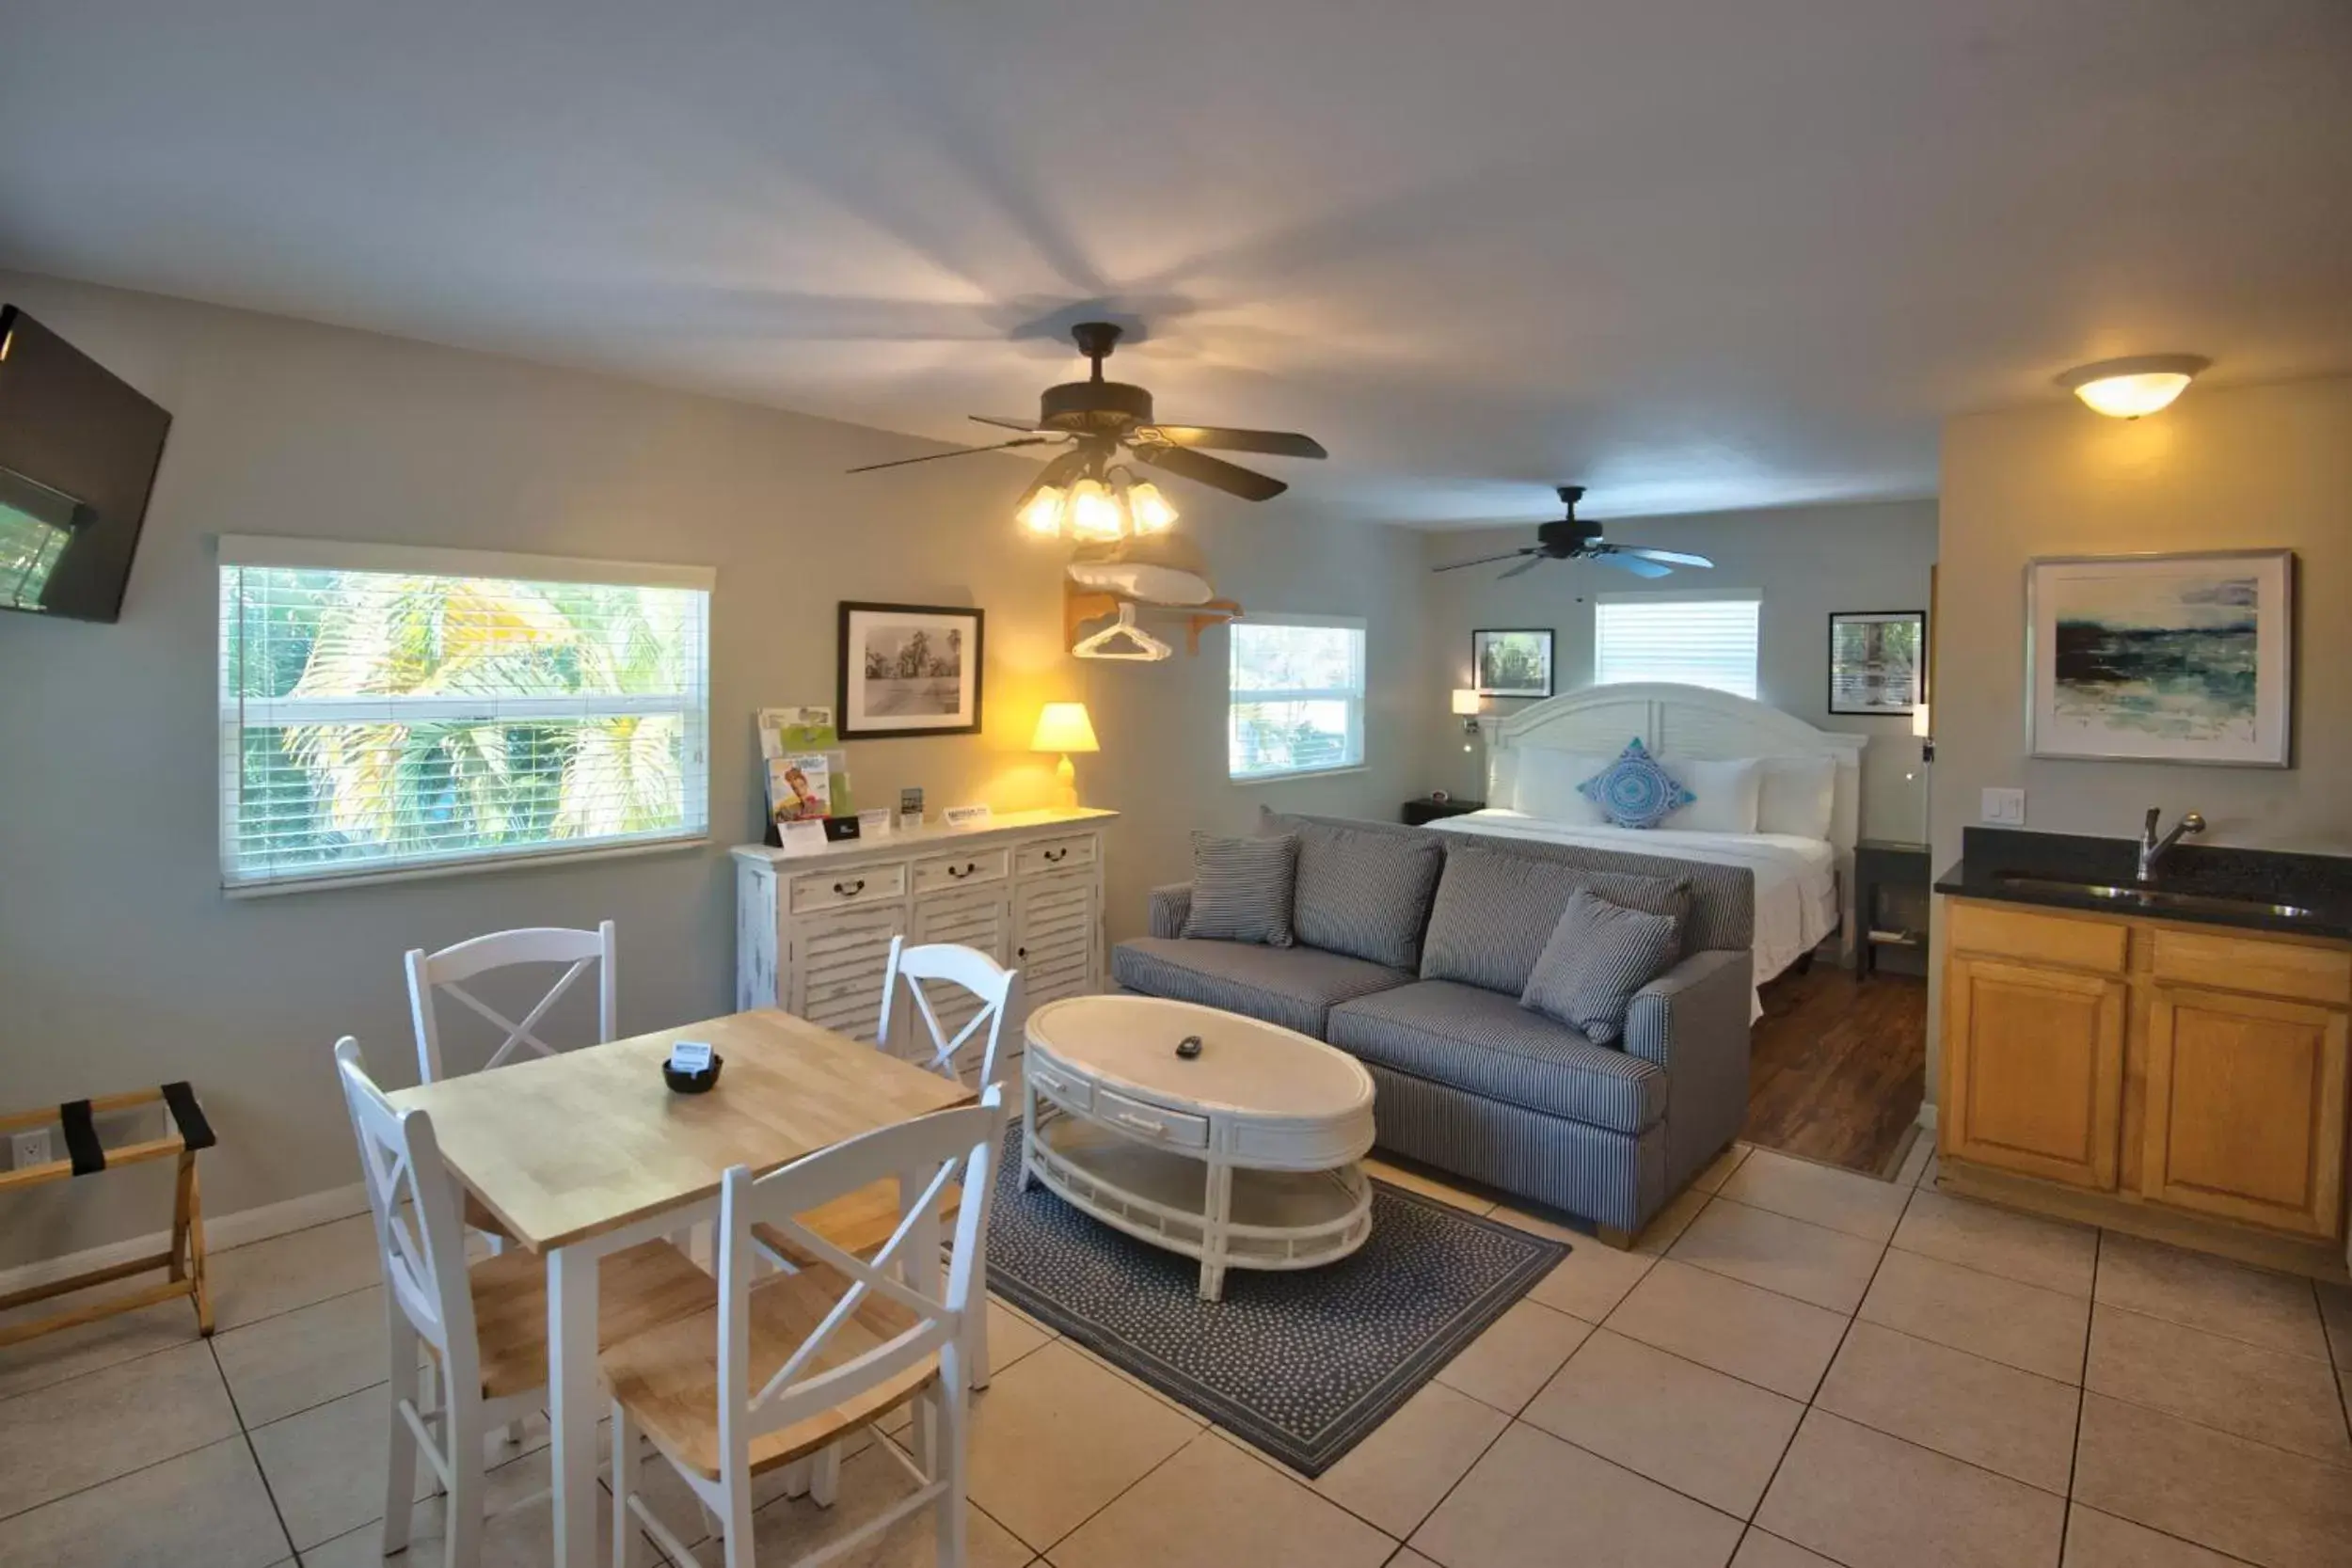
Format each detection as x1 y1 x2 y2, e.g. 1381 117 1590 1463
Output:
1756 755 1837 840
1512 750 1613 825
1661 757 1762 833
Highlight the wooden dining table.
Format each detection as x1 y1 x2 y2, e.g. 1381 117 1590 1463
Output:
387 1006 976 1568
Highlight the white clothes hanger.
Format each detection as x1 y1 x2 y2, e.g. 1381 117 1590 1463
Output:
1072 602 1172 661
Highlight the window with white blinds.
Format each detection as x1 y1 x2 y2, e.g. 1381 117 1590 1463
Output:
217 537 713 894
1595 593 1762 699
1229 617 1367 781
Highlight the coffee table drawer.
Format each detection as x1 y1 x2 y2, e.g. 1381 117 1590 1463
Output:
1026 1057 1093 1113
1093 1088 1209 1149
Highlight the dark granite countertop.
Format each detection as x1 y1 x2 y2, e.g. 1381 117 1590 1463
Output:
1935 828 2352 942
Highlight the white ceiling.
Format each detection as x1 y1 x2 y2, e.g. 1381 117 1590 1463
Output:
4 1 2348 526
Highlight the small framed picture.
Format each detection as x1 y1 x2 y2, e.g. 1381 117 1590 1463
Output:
837 602 985 739
1471 628 1554 698
1828 610 1924 716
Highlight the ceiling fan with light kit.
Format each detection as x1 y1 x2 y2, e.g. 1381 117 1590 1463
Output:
846 321 1327 543
1434 486 1716 580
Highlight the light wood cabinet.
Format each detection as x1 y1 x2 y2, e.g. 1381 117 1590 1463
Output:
1941 897 2352 1272
2142 984 2348 1239
1945 954 2125 1190
735 809 1114 1060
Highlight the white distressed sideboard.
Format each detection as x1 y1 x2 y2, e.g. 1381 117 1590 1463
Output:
732 807 1116 1064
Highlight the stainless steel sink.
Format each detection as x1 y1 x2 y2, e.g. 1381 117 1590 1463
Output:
1993 873 2325 924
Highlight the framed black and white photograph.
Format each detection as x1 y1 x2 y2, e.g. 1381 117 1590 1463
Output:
2027 550 2293 767
1828 610 1924 716
1471 627 1554 698
836 601 985 739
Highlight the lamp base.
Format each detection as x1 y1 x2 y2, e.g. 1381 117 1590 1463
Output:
1055 752 1079 810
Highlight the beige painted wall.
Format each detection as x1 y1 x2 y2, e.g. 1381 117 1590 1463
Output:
1925 374 2352 1101
0 273 1428 1263
1419 500 1939 842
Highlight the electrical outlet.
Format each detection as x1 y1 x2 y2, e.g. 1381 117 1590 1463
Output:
10 1129 53 1170
1981 787 2026 827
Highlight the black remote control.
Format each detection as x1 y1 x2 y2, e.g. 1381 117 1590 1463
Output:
1175 1035 1203 1059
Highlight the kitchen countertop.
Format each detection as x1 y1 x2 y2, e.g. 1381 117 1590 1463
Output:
1935 827 2352 942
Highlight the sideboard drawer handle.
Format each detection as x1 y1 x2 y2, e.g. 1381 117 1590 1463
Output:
1110 1110 1166 1134
1043 847 1068 863
832 879 865 896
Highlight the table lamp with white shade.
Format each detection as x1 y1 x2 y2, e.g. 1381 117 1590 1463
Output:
1031 702 1100 808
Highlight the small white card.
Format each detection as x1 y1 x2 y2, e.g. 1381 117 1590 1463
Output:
856 808 893 837
898 810 926 832
668 1040 714 1074
779 819 829 856
943 803 993 831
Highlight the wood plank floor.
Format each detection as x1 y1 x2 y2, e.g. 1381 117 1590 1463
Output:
1741 964 1926 1177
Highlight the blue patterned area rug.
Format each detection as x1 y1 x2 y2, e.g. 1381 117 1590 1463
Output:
981 1130 1568 1476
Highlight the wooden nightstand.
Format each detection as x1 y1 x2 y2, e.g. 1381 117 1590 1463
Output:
1854 838 1931 979
1402 798 1486 826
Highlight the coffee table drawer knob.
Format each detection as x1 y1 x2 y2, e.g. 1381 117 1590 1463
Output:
1029 1063 1091 1111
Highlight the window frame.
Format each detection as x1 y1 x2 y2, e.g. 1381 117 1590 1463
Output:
215 534 715 897
1592 589 1762 700
1226 612 1369 784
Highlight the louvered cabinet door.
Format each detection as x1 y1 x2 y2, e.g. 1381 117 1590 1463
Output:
907 888 1012 1073
1013 872 1101 1020
787 904 908 1045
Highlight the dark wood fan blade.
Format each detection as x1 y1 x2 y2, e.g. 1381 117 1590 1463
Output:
1592 548 1675 578
847 436 1052 473
1498 556 1546 580
1130 443 1288 501
1433 549 1535 574
1615 546 1714 568
1136 426 1327 459
1014 445 1091 509
970 414 1048 434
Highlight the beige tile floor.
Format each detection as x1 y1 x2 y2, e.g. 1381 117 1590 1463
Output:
5 1137 2351 1567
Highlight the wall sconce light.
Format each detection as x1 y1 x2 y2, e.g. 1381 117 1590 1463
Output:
2057 355 2208 419
1912 701 1933 764
1452 688 1483 752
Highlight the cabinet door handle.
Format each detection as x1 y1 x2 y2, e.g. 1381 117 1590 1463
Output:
1043 847 1068 863
832 879 865 896
1016 945 1027 958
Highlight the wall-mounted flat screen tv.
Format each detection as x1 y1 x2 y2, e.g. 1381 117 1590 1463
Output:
0 306 172 622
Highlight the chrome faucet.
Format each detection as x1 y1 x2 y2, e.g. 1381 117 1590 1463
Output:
2137 807 2206 882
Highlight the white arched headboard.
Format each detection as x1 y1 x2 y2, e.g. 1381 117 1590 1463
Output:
1482 683 1867 956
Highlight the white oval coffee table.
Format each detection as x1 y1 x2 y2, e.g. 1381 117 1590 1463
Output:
1022 993 1377 1301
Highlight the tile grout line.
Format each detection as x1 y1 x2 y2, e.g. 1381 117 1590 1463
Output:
210 1333 304 1568
2058 1228 2102 1567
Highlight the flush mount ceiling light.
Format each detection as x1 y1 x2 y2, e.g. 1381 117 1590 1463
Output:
2057 354 2210 419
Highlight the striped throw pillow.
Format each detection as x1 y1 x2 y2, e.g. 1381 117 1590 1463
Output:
1519 888 1681 1045
1180 832 1299 947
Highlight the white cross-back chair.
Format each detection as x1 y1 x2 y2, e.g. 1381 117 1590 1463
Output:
335 1037 707 1568
608 1087 1010 1568
405 920 618 1085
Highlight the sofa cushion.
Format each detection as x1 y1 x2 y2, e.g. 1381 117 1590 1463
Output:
1261 808 1445 971
1180 832 1298 947
1111 938 1412 1037
1521 889 1682 1046
1327 981 1666 1133
1420 844 1692 996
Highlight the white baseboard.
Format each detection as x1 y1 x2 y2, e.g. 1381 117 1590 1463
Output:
1915 1102 1938 1132
0 1181 369 1298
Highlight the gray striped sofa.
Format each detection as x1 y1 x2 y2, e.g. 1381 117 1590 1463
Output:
1110 813 1754 1238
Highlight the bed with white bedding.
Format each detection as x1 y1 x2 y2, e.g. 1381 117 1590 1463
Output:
1455 682 1867 1004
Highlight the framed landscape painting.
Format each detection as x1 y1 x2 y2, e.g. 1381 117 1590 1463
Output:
1471 628 1554 698
1828 610 1923 715
837 601 985 739
2026 551 2293 767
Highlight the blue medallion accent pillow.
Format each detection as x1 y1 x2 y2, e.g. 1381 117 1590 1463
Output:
1576 737 1695 830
